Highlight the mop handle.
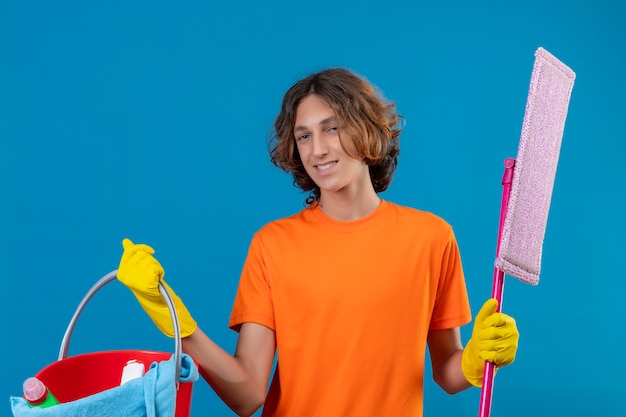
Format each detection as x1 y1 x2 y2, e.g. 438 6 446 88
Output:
478 158 515 417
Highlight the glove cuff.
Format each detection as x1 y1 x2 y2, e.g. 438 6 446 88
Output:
130 289 197 338
462 340 484 388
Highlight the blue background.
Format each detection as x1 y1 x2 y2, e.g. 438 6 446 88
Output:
2 1 625 416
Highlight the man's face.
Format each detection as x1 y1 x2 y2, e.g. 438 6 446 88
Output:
294 94 370 197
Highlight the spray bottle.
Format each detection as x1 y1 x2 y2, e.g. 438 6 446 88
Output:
23 376 59 408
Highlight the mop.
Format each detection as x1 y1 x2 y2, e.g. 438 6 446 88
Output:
479 47 576 417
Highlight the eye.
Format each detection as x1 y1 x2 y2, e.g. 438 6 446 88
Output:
296 133 311 141
326 126 338 133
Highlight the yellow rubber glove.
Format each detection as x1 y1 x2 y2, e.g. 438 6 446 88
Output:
117 238 197 338
462 298 519 387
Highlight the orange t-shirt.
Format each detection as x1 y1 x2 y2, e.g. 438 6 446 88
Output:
229 200 471 417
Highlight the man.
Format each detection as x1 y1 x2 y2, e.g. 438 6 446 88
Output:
118 68 518 417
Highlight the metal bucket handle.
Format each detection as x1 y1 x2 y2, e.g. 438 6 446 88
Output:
57 270 182 385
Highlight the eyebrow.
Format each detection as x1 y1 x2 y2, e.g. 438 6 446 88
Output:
294 116 338 134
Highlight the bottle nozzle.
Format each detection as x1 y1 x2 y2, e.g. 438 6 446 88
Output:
23 377 46 402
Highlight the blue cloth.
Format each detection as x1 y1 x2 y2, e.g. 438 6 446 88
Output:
10 353 199 417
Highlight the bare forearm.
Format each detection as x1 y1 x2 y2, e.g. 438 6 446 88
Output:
182 328 265 417
432 349 473 394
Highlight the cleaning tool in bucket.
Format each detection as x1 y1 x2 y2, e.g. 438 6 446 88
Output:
10 270 199 417
22 377 59 409
478 47 576 417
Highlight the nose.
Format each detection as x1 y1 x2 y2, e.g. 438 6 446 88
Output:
311 133 328 157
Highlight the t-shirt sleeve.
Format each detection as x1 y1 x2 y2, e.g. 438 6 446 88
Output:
229 232 276 332
429 227 472 330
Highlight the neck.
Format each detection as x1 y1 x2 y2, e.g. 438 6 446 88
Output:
318 188 381 221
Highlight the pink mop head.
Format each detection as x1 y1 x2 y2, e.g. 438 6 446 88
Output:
494 47 576 285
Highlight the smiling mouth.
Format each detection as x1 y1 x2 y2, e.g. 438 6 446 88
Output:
315 161 337 171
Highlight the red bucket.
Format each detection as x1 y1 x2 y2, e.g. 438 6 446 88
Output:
37 271 195 417
34 350 193 416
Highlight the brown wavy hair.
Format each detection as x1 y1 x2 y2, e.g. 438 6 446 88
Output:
269 68 403 205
